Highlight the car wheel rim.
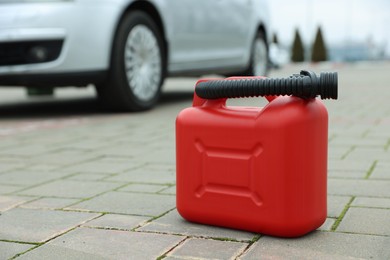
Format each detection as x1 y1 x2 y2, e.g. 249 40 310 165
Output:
124 25 162 102
253 38 267 76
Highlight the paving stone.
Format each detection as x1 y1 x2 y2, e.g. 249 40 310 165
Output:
29 150 100 166
0 144 55 156
20 197 80 210
23 164 62 172
0 163 23 173
139 210 256 241
0 170 71 187
0 208 98 243
331 136 387 147
337 207 390 235
328 160 373 173
83 214 149 230
352 197 390 208
240 232 390 259
98 143 152 157
328 179 390 197
106 167 175 184
118 183 168 193
136 148 175 164
346 148 390 161
327 146 350 160
0 195 34 212
159 185 176 195
17 180 121 199
62 159 138 174
68 191 175 216
65 172 113 181
370 167 390 179
327 195 351 218
168 238 247 260
0 241 34 260
18 227 184 260
0 184 23 194
328 170 366 179
317 218 336 231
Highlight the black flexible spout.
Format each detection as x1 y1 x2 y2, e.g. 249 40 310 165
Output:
195 70 338 100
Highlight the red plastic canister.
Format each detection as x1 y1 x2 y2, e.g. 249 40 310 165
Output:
176 76 329 237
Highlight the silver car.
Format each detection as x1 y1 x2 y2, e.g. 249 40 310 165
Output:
0 0 270 111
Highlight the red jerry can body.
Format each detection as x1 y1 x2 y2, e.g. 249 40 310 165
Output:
176 77 328 237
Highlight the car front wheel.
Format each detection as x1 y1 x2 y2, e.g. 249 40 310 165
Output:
246 31 269 77
96 11 165 111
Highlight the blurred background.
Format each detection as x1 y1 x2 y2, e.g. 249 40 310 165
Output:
269 0 390 66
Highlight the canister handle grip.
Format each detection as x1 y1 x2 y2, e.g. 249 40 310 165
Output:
195 70 338 101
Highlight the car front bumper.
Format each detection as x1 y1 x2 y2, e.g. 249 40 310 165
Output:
0 1 121 81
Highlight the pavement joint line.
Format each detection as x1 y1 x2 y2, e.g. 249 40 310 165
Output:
138 207 177 227
385 138 390 151
234 234 262 260
350 205 390 210
364 160 378 179
60 207 157 218
134 228 255 243
10 245 41 260
4 172 81 195
361 129 370 138
7 214 103 259
331 197 355 231
325 230 390 237
340 145 355 160
0 239 41 246
156 236 188 260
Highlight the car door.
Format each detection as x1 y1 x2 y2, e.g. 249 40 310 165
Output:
159 0 253 72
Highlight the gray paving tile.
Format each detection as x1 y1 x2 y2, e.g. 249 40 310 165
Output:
0 241 34 260
240 232 390 260
118 183 168 193
328 160 373 173
0 144 55 157
17 180 121 199
159 185 176 195
370 167 390 179
29 150 100 166
169 238 247 260
20 197 80 210
352 197 390 208
317 218 336 231
0 163 24 173
136 148 175 164
337 207 390 235
106 167 175 184
65 172 113 181
0 208 98 243
0 170 71 187
0 196 34 212
328 195 352 218
83 214 149 230
327 146 351 160
68 191 175 216
139 210 256 241
62 159 138 174
328 170 366 179
346 148 390 161
328 179 390 197
19 227 184 260
0 184 23 194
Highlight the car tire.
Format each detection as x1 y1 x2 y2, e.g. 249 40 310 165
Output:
96 11 166 111
244 31 269 77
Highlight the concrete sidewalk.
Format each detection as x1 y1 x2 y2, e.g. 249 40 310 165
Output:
0 62 389 259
